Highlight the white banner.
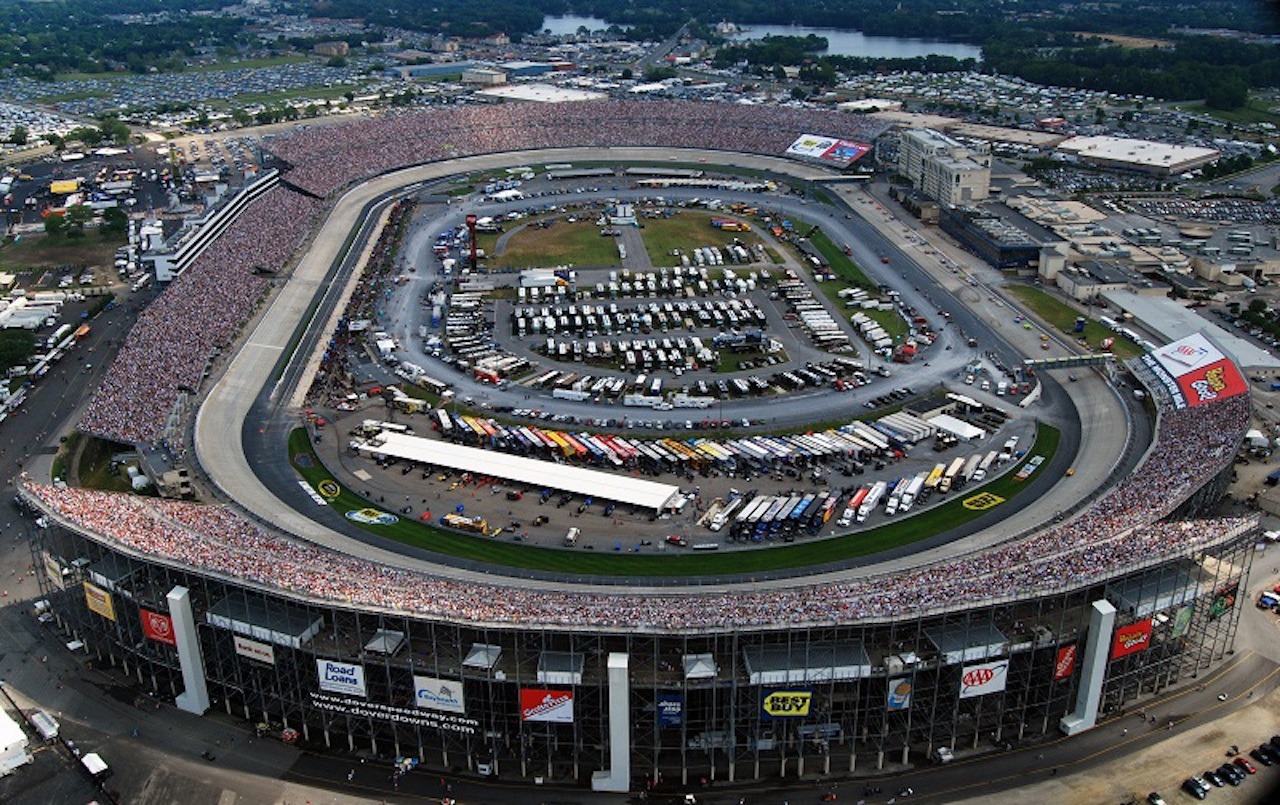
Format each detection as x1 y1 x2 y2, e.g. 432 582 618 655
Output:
234 634 275 665
414 675 466 714
959 660 1009 699
317 659 367 697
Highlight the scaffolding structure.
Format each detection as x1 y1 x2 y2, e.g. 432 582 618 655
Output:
28 515 1254 786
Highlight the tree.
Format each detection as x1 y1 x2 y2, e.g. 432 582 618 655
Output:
9 125 27 145
1249 298 1268 314
1205 77 1248 110
43 213 67 238
0 329 35 376
63 204 94 238
621 67 633 80
100 206 127 237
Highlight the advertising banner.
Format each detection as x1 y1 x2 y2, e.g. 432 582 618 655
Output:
83 581 116 622
139 608 176 645
1142 333 1247 410
1171 606 1194 639
520 688 574 723
1053 644 1077 681
317 659 367 697
784 134 872 168
310 691 478 735
657 693 684 727
43 552 65 590
959 660 1009 699
234 634 275 665
1176 358 1248 408
1111 619 1153 659
414 676 466 714
886 677 913 712
761 689 813 719
1208 582 1239 620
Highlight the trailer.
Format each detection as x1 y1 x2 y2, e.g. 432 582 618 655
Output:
899 473 927 513
837 486 872 527
973 450 999 482
938 457 967 493
884 477 912 516
857 481 888 523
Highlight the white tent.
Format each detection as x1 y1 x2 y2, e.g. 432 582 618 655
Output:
0 709 31 777
360 430 680 511
928 413 986 442
682 654 717 680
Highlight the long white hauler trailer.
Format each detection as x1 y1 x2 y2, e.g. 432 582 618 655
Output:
857 481 888 523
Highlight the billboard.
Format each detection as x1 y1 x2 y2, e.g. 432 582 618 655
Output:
784 134 872 168
1171 606 1194 639
520 688 574 723
886 677 913 711
1053 644 1077 681
317 659 367 697
1139 333 1247 410
233 635 275 665
139 609 176 646
43 552 65 590
83 581 116 622
657 693 684 727
761 689 813 719
959 660 1009 699
1111 619 1153 659
414 676 466 714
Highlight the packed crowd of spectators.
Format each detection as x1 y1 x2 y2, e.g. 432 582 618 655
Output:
267 100 891 199
26 391 1253 631
78 186 321 445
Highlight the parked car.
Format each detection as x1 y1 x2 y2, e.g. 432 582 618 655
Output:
1233 756 1256 775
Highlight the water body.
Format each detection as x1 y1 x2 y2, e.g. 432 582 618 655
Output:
539 16 982 62
723 24 982 61
540 15 625 36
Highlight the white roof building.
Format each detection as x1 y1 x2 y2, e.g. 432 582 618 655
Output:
358 430 681 511
476 84 607 103
1055 136 1220 176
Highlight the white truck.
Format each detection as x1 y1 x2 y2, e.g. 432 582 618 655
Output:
857 481 888 523
899 473 927 513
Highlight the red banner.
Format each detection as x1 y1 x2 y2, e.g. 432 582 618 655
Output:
1053 643 1077 681
519 688 574 723
140 608 176 645
1111 619 1153 659
1175 357 1248 408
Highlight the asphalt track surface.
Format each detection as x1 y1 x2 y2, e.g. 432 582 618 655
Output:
194 146 1133 595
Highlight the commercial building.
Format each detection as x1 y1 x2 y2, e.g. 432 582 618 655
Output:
939 206 1048 270
896 129 991 206
461 68 507 86
1055 136 1220 177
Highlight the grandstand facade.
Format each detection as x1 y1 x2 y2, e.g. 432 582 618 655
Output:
25 512 1255 783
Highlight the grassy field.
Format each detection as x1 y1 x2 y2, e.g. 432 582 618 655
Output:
289 422 1059 576
1175 98 1280 127
223 83 358 109
809 229 876 290
639 211 753 264
477 218 622 269
714 347 786 373
76 435 135 493
0 233 124 275
1006 285 1142 360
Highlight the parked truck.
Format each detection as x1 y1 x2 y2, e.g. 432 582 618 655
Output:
857 481 888 523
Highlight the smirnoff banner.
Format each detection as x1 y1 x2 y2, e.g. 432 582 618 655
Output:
959 660 1009 699
413 675 466 714
139 608 176 646
317 659 367 697
520 688 574 723
234 635 275 665
310 691 478 735
1111 619 1153 659
1053 643 1078 681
